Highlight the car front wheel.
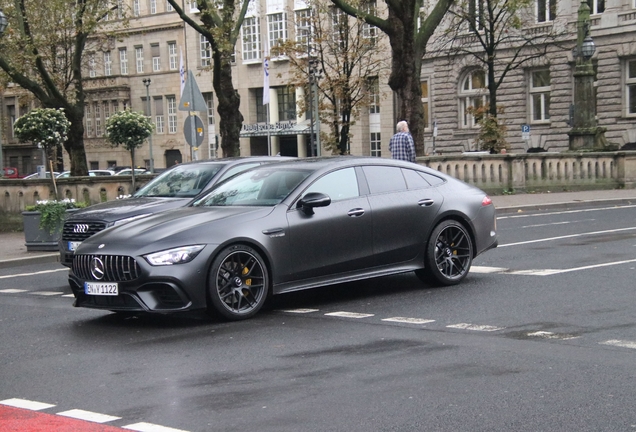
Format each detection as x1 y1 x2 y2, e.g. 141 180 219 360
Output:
417 220 473 286
208 244 269 321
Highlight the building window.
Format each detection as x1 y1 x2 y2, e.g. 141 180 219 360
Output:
277 86 296 121
255 88 267 122
154 97 164 133
168 42 177 70
167 96 177 133
166 0 173 11
119 48 128 75
370 132 381 157
151 43 161 72
88 54 96 77
295 8 312 53
90 161 99 170
135 46 144 73
103 101 111 125
200 34 211 67
588 0 604 14
150 0 157 14
363 1 377 43
331 7 348 50
536 0 556 23
626 60 636 115
459 69 488 128
530 69 550 122
94 102 102 137
267 13 287 50
242 17 261 61
203 92 215 126
104 51 112 76
133 0 140 16
368 77 380 114
421 79 430 130
85 103 93 137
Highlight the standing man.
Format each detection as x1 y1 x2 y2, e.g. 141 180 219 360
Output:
389 120 416 162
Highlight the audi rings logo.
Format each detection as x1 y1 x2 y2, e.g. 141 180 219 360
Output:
74 224 89 234
90 257 105 280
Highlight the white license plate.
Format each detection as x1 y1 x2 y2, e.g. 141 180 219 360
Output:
84 282 118 296
68 241 82 251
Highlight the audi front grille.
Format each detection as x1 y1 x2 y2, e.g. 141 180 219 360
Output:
62 221 108 242
73 254 141 282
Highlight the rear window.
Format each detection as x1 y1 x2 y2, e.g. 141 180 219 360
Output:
135 164 224 198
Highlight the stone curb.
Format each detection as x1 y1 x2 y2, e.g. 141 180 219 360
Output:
0 253 59 270
495 197 636 215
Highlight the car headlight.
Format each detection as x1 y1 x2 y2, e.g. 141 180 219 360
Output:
144 245 206 266
109 213 152 227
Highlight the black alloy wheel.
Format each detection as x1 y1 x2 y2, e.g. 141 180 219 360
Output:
208 244 269 320
417 220 473 286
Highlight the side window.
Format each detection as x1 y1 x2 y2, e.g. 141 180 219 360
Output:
402 168 431 189
219 163 261 182
418 172 445 185
304 168 359 201
362 166 407 194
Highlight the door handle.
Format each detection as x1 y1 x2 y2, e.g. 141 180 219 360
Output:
418 199 435 207
347 208 365 217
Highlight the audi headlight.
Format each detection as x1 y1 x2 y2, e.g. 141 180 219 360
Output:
144 245 205 266
109 213 152 227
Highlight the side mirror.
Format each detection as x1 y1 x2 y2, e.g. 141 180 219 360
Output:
297 192 331 215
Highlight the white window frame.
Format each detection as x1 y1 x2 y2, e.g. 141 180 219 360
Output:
104 51 112 76
529 69 551 123
150 0 157 14
267 12 287 50
95 102 102 137
168 42 177 70
370 132 381 157
590 0 604 14
536 0 556 23
136 46 144 73
85 103 93 137
368 77 380 114
167 96 177 133
166 0 174 11
119 48 128 75
363 0 378 42
459 69 488 128
155 98 165 134
242 16 261 61
133 0 140 16
204 92 215 125
152 44 161 72
295 8 312 52
421 78 430 130
88 54 96 78
200 34 211 66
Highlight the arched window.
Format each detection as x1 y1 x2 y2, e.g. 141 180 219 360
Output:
459 69 488 128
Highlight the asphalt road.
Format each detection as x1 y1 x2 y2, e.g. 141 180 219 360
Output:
1 202 635 431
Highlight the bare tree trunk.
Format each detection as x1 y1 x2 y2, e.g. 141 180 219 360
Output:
213 50 243 157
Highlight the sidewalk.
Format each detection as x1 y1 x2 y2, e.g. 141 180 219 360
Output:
1 188 635 269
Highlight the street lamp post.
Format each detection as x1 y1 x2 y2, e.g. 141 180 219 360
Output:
303 28 316 157
142 78 154 173
568 0 606 150
309 58 322 156
0 8 8 177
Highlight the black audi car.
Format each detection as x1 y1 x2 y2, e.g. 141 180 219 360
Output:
60 156 293 266
68 157 498 321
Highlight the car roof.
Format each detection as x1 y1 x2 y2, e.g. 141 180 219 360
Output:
238 156 423 171
173 156 295 169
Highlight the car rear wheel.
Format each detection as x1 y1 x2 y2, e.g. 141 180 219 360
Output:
208 244 269 321
416 220 473 286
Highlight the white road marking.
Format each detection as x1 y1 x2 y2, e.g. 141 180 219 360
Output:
382 317 435 325
600 340 636 350
521 219 595 228
30 291 65 296
472 258 636 276
0 398 55 410
498 226 636 248
57 409 121 423
61 294 75 298
497 204 636 220
123 422 190 432
527 331 579 340
447 323 504 332
325 311 374 319
470 266 508 273
0 288 29 293
278 308 319 314
0 268 68 280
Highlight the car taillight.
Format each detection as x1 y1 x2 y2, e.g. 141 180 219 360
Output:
482 196 493 206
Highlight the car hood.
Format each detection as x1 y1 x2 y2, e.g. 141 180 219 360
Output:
78 206 275 254
66 197 191 223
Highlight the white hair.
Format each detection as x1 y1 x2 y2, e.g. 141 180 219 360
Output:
396 121 409 133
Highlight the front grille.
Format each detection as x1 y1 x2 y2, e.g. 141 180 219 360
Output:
73 254 141 282
62 221 108 242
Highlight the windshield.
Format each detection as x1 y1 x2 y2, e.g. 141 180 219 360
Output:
193 168 311 207
134 164 224 198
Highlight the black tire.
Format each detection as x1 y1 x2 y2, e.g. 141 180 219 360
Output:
416 220 473 286
207 244 269 321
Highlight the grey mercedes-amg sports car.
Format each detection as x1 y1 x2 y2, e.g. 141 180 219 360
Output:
68 157 498 320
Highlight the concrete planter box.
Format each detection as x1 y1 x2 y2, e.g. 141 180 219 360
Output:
22 209 79 252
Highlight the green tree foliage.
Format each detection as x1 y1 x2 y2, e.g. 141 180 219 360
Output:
14 108 70 197
167 0 249 157
105 110 153 190
329 0 454 156
0 0 122 175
